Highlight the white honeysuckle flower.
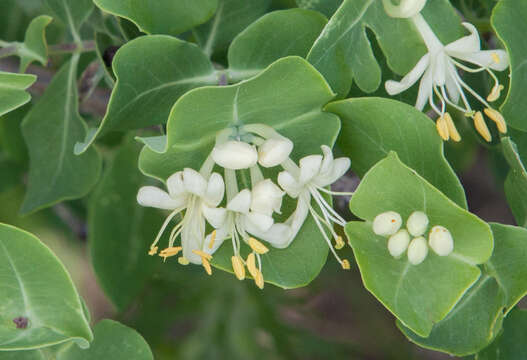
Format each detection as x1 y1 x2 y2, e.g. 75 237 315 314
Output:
250 179 284 216
406 211 429 237
428 225 454 256
407 236 428 265
257 137 293 168
385 15 509 142
382 0 427 18
372 211 403 236
137 168 226 273
387 229 411 258
277 145 352 270
212 140 258 170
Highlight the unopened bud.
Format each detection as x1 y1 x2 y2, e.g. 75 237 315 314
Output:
212 140 258 169
258 138 293 167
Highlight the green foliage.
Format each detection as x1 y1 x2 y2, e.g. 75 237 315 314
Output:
43 0 93 41
0 72 36 117
502 135 527 226
295 0 343 17
18 15 52 72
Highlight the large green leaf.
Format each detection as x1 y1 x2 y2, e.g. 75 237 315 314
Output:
492 0 527 131
0 223 92 350
227 9 327 82
486 223 527 313
502 136 527 227
74 35 217 154
398 275 505 356
89 139 163 310
44 0 93 42
21 55 102 214
307 0 462 96
0 72 36 117
345 153 493 337
193 0 271 57
93 0 218 36
295 0 343 17
17 15 52 72
325 97 467 209
139 57 339 288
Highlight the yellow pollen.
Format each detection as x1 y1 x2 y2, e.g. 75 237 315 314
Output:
335 236 345 250
491 52 500 64
246 252 259 278
487 84 504 102
208 230 217 249
231 256 245 280
148 246 158 256
201 257 212 275
436 116 449 141
443 113 461 142
178 256 190 265
159 246 182 260
248 237 269 254
484 108 507 134
254 270 264 289
341 259 351 270
192 249 212 260
473 111 492 142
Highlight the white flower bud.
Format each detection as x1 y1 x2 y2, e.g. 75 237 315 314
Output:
406 211 429 237
387 229 411 258
428 225 454 256
251 179 284 216
212 140 258 170
407 237 428 265
382 0 427 18
258 138 293 168
373 211 402 236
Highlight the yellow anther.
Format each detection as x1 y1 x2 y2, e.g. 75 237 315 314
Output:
436 116 449 141
335 236 345 250
192 249 212 260
208 230 217 249
148 246 158 256
487 84 504 102
341 259 351 270
246 252 258 278
159 246 182 260
484 108 507 134
178 256 190 265
491 52 500 64
473 111 492 142
443 113 461 142
231 256 246 280
254 270 264 289
201 257 212 275
248 237 269 255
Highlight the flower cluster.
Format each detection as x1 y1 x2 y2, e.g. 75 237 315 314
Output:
383 0 509 142
373 210 454 265
137 123 352 288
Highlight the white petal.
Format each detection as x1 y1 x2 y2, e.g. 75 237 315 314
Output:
203 227 228 256
181 215 206 264
444 63 460 104
385 54 430 95
319 145 334 175
299 155 322 184
313 157 350 188
246 222 292 249
244 212 274 232
258 138 293 168
183 168 207 197
445 22 480 54
212 141 258 170
227 189 251 213
166 171 186 198
277 171 303 198
251 179 284 216
452 49 509 71
205 172 225 207
137 186 185 210
432 54 447 86
415 67 434 111
202 205 227 228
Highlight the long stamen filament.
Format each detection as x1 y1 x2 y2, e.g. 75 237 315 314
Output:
447 65 473 114
308 206 344 265
310 188 347 226
316 186 354 196
150 208 184 253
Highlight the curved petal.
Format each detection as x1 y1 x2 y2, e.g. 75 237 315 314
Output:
277 171 302 198
183 168 207 197
181 214 206 265
451 49 509 71
245 222 292 249
313 157 351 187
227 189 251 214
251 179 284 216
385 54 430 95
415 66 434 111
299 155 323 184
166 171 186 198
444 62 460 104
244 212 274 232
319 145 334 175
137 186 185 210
203 227 229 256
202 205 227 228
445 22 480 54
205 172 225 207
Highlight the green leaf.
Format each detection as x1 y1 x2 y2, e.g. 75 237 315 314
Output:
502 136 527 227
476 308 527 360
18 15 52 72
486 223 527 312
92 0 218 36
139 56 339 288
89 139 163 310
492 0 527 131
307 0 462 96
0 72 36 117
74 35 217 154
295 0 343 17
44 0 93 41
193 0 271 57
398 275 505 356
325 97 467 209
227 9 327 81
20 55 102 214
345 153 493 337
0 223 93 350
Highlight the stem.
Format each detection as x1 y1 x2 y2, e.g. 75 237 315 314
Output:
0 45 18 59
49 40 95 54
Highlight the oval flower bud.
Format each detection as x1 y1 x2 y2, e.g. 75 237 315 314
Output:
387 229 411 258
406 211 429 237
407 236 428 265
212 140 258 170
251 179 284 216
428 225 454 256
258 138 293 168
373 211 402 236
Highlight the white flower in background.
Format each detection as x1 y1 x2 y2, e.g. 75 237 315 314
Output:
385 11 509 142
278 145 352 270
382 0 427 18
137 168 226 275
